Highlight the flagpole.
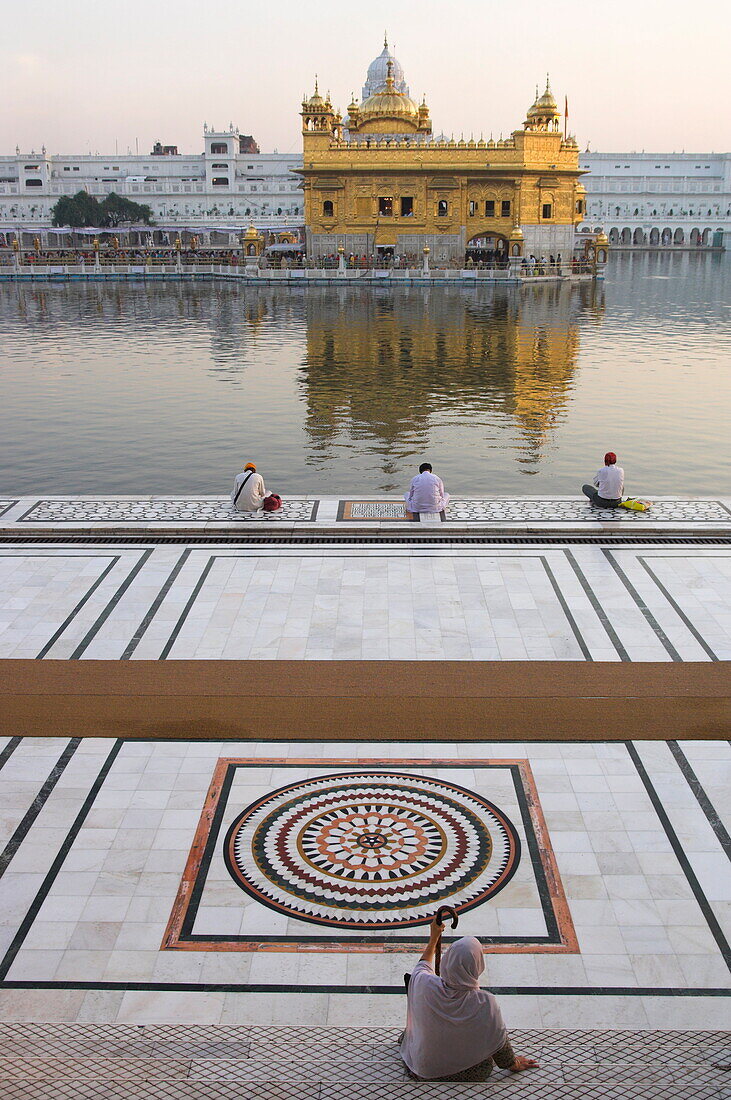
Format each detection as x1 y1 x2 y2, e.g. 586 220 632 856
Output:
564 95 568 141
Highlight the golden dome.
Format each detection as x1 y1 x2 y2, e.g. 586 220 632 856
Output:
357 60 420 130
536 77 558 111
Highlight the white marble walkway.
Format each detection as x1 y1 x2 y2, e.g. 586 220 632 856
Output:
0 543 728 660
0 737 728 1030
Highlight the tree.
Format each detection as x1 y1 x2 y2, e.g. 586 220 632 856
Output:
99 193 153 227
51 191 102 228
50 190 153 229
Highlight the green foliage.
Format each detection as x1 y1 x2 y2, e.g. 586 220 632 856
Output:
50 191 154 228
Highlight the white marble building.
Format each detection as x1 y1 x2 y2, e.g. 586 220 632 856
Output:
0 125 304 238
578 152 731 247
2 125 729 251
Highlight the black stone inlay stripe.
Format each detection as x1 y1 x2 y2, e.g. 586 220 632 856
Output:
159 557 215 659
668 741 731 859
0 739 80 880
0 501 18 519
0 737 22 771
29 555 120 659
602 551 682 661
539 556 592 661
0 980 728 997
563 550 629 661
121 548 192 659
626 742 731 972
69 549 154 659
0 740 122 982
638 557 719 661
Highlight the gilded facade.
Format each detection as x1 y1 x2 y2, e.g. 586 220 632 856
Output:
300 40 587 262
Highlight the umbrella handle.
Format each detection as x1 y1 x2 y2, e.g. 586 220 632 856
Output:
434 907 458 975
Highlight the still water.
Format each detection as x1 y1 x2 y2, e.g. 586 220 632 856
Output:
0 251 729 496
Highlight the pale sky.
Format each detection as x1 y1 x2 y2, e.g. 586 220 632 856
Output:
3 0 729 157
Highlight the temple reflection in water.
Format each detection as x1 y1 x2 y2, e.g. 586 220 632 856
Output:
298 282 603 475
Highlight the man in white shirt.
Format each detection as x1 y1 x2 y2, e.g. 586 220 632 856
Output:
582 452 624 508
231 462 269 512
405 462 450 515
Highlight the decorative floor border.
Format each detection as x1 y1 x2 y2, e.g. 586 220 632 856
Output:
162 757 578 955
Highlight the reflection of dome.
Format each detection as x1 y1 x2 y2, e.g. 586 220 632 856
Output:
362 35 410 99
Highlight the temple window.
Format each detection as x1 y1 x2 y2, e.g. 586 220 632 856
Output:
485 200 495 217
437 199 448 217
542 203 553 219
379 196 393 216
212 178 229 187
576 199 584 214
501 200 511 217
322 200 334 217
400 196 414 217
469 200 477 216
210 143 228 155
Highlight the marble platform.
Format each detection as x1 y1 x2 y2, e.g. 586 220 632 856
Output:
1 494 730 529
0 736 729 1033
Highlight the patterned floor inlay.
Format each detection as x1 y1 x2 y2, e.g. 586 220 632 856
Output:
163 757 575 952
0 1026 727 1100
222 771 520 928
446 499 731 523
339 501 413 520
16 498 318 523
0 500 17 519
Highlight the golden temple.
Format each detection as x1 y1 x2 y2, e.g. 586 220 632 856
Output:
300 38 587 264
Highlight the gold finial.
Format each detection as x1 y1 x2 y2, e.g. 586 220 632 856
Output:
545 73 551 93
385 58 395 89
384 30 388 48
314 75 319 94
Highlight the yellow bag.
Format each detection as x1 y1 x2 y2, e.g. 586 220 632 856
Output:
619 497 652 511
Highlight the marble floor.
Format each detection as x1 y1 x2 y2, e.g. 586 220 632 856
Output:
0 543 729 660
0 736 728 1030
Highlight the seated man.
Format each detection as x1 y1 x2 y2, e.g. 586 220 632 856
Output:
231 461 269 512
405 462 450 515
582 452 624 508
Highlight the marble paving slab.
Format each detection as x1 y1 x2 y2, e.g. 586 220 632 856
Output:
0 738 728 1030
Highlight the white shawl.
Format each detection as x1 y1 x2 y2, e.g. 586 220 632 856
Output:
399 937 508 1080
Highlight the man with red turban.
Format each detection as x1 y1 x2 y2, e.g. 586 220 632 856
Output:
582 452 624 508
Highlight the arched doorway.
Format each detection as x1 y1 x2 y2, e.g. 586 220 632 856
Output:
621 227 631 245
701 228 712 245
633 228 645 245
674 228 684 245
465 233 508 266
661 227 672 246
608 228 619 245
649 228 660 246
690 228 701 246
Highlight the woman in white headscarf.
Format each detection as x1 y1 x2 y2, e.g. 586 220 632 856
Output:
399 916 539 1081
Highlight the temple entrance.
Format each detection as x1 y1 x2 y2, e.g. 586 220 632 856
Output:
465 234 508 266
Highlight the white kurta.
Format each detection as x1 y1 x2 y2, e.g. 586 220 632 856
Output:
593 465 624 499
231 470 267 512
405 471 450 513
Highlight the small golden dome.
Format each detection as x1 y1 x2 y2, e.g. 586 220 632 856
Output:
595 230 609 245
509 226 524 241
536 77 558 110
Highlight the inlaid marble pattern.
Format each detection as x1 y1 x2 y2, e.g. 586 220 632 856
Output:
445 499 731 524
16 498 318 523
4 496 729 525
340 501 411 520
0 739 728 1031
224 770 517 928
168 763 544 944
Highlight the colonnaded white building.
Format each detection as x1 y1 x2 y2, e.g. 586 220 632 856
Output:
578 152 731 248
1 127 729 249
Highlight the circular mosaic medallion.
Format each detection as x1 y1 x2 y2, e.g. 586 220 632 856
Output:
223 772 520 928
